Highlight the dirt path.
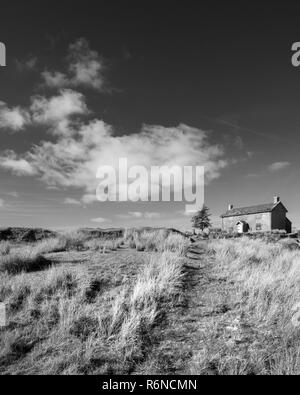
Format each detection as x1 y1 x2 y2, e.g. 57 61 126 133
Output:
137 241 236 375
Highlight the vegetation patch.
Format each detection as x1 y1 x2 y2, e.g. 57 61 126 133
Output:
0 249 51 274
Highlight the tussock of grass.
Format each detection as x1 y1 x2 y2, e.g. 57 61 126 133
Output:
161 233 190 255
0 248 51 274
124 229 166 251
125 229 189 255
32 238 67 255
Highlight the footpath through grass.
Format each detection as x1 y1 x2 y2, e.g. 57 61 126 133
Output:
144 237 300 375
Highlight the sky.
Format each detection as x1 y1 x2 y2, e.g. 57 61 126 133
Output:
0 0 300 230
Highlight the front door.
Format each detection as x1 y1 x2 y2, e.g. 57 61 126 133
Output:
237 222 244 233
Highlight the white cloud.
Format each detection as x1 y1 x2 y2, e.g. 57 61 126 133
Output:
91 217 110 223
177 209 193 217
81 194 98 204
64 197 81 205
41 71 69 88
0 198 4 208
69 38 105 90
269 162 291 172
30 89 88 126
118 211 161 220
0 101 30 131
42 38 105 91
128 211 143 218
0 151 37 175
1 89 88 134
0 121 227 202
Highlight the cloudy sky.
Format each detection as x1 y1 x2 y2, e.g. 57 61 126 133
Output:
0 1 300 230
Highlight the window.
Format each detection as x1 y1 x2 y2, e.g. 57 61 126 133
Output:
256 223 262 231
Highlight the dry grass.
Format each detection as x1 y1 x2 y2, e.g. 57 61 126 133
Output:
189 237 300 375
0 229 187 375
124 229 189 255
32 238 67 255
0 241 11 256
33 232 124 255
84 238 123 253
0 247 51 274
125 229 167 251
59 230 89 250
6 228 300 375
161 233 190 255
108 251 184 363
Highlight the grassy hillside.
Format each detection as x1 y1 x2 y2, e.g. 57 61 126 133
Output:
1 231 300 375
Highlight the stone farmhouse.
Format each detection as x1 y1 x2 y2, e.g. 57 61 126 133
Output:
221 196 292 234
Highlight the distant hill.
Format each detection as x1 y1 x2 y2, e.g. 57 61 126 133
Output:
0 226 189 243
0 227 58 242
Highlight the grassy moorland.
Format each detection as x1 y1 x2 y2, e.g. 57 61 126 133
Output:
0 230 188 374
1 230 300 375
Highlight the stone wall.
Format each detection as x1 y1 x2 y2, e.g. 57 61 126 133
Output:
222 212 271 232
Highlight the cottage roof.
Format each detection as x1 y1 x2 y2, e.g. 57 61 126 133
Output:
221 201 287 218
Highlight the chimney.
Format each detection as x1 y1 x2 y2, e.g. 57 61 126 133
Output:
228 204 234 211
274 196 280 204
